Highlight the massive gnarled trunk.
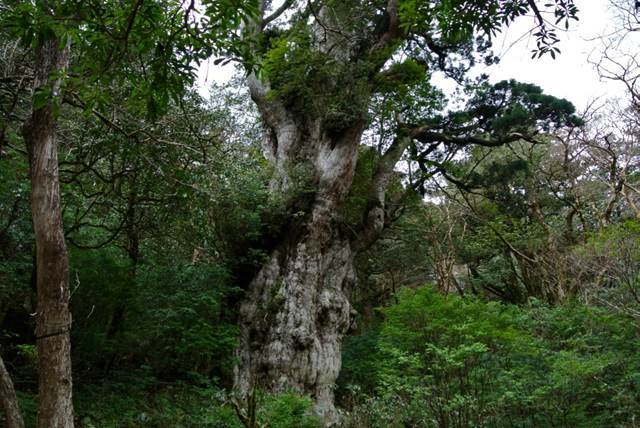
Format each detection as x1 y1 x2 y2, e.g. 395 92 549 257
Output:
232 0 580 421
235 102 367 421
236 220 356 421
233 1 405 423
23 33 74 428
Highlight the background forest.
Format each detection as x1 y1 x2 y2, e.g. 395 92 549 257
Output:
1 0 640 427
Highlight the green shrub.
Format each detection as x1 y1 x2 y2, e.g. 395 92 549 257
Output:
342 286 640 427
130 262 240 377
73 378 320 428
258 392 321 428
68 246 239 380
74 374 241 427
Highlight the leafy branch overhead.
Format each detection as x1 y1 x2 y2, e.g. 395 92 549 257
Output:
2 0 258 118
406 79 582 185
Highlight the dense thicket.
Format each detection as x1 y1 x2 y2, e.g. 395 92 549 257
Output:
1 0 640 427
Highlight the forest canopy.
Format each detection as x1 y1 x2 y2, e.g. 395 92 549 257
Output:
1 0 640 427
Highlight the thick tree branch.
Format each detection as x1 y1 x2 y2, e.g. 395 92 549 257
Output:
370 134 411 203
354 134 411 250
414 129 536 147
368 0 402 55
527 0 546 27
262 0 296 28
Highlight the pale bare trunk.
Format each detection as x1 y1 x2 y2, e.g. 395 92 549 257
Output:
235 0 403 417
23 35 74 428
235 228 356 423
235 110 364 424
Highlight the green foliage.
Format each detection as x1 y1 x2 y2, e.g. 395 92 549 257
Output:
68 246 132 363
261 31 328 100
258 392 321 428
374 59 428 94
131 262 240 377
466 80 583 135
71 378 319 428
338 327 381 396
342 286 640 427
0 150 32 317
10 375 321 427
68 246 240 379
260 28 371 132
74 374 242 428
399 0 578 58
571 220 640 316
15 391 37 428
14 344 36 365
2 0 258 119
586 219 640 255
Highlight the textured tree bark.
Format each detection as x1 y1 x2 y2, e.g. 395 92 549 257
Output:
235 104 366 423
234 2 403 422
235 223 357 423
23 35 74 428
0 354 24 428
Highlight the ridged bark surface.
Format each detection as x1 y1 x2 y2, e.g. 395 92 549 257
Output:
23 35 74 428
235 116 364 424
0 354 24 428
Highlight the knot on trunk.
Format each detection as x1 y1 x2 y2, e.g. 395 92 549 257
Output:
292 328 315 349
317 288 351 332
366 205 385 235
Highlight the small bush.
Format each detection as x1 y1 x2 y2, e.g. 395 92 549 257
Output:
258 392 321 428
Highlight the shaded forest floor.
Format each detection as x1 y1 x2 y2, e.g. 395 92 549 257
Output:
7 284 640 427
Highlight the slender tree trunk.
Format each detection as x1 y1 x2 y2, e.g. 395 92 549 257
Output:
0 354 24 428
104 180 139 376
23 34 74 428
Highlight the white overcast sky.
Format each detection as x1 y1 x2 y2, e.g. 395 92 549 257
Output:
196 0 631 110
487 0 628 109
